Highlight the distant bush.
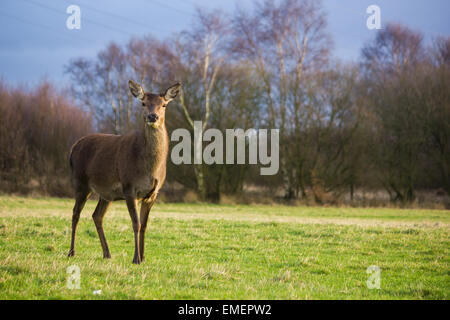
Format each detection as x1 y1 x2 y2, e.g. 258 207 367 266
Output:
0 80 92 196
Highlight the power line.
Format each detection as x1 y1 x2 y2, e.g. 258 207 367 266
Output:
171 0 201 11
0 9 91 43
20 0 137 37
146 0 196 17
63 0 166 34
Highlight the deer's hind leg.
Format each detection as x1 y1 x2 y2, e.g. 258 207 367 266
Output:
92 198 112 258
68 187 91 257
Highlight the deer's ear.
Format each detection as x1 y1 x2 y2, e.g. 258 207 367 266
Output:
163 83 181 102
129 80 145 100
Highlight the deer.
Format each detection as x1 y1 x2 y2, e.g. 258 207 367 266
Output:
67 80 181 264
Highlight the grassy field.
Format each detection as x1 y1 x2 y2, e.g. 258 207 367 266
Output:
0 196 448 299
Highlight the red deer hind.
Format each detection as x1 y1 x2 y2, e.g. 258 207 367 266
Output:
68 80 181 264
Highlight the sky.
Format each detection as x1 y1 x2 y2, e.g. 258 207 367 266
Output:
0 0 449 88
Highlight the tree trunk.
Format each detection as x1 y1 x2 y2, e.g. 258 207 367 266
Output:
194 164 206 201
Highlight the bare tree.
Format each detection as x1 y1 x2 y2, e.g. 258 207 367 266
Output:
362 23 424 79
422 36 450 195
170 8 229 200
231 0 332 198
361 23 428 203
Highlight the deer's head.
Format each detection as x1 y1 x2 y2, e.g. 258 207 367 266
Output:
129 80 181 129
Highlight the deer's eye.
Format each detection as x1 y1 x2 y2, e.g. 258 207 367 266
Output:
142 103 145 107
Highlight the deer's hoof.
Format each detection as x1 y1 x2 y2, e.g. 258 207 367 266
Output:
103 253 111 259
68 250 75 257
132 257 141 264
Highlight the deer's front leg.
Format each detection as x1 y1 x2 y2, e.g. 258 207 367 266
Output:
125 195 141 264
139 195 157 261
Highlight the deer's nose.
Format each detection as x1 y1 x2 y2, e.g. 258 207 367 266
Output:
147 114 158 123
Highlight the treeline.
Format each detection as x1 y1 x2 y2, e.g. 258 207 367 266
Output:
0 81 92 196
1 0 448 206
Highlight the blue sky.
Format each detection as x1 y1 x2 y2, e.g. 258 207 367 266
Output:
0 0 449 87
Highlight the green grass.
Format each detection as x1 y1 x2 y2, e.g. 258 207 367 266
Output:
0 196 448 299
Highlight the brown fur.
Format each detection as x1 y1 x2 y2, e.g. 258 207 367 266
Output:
68 81 181 264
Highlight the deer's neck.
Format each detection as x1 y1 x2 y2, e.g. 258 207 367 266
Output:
142 122 169 166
